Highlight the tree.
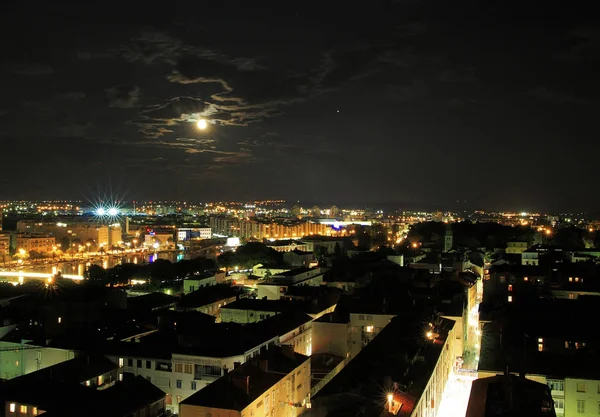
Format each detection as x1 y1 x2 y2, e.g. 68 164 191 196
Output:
86 264 107 283
333 242 342 259
149 259 176 285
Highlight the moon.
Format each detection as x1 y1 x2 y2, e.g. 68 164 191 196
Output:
197 119 208 130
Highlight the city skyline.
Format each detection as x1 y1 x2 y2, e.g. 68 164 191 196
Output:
1 2 599 211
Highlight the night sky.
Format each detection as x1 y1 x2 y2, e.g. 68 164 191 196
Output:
0 1 598 211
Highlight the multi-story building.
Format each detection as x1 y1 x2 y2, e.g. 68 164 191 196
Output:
506 241 529 254
15 234 55 254
267 240 310 253
177 227 212 241
220 296 337 324
312 312 351 360
257 267 326 300
209 216 332 240
0 233 10 259
16 220 110 246
108 224 122 246
348 311 396 359
466 373 556 417
183 271 225 294
0 341 77 380
1 355 166 417
177 285 239 317
484 264 546 304
180 346 311 417
478 298 600 417
311 316 458 417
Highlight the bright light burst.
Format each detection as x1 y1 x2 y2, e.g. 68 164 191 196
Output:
90 198 124 224
197 119 208 130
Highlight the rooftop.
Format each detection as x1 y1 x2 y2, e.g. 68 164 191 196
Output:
127 292 175 312
1 368 165 417
181 346 308 410
315 315 455 411
177 284 239 308
0 355 117 406
466 373 555 417
222 295 338 316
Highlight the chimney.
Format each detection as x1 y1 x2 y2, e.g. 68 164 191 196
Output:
231 375 250 395
259 359 268 372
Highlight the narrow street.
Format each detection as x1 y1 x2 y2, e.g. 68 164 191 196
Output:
438 271 484 417
437 372 477 417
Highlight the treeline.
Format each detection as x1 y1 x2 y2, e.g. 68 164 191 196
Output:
85 257 216 288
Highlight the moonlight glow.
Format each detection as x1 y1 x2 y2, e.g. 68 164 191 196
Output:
197 119 208 130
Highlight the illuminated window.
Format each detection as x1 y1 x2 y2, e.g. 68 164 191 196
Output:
57 316 62 324
98 375 103 385
508 296 513 303
85 380 91 386
575 277 580 282
569 277 573 282
33 407 38 415
118 358 124 368
538 343 543 352
184 364 193 374
508 284 513 292
20 405 27 414
569 293 576 299
118 373 123 382
365 326 374 333
9 403 15 413
523 277 528 281
538 338 543 343
15 361 18 367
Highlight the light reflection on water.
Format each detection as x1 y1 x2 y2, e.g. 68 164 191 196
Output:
14 252 183 276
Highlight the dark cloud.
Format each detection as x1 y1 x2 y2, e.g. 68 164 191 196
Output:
386 81 428 102
2 1 600 208
106 85 141 108
554 27 600 64
528 87 594 105
5 63 54 76
57 92 86 102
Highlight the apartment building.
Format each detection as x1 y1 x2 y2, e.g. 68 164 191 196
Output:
180 346 311 417
15 234 55 254
0 233 10 258
311 316 458 417
1 355 166 417
312 312 351 360
478 298 600 417
0 340 77 380
107 323 279 414
16 220 110 246
177 285 239 317
257 267 326 300
183 271 225 294
506 241 529 254
348 311 396 358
